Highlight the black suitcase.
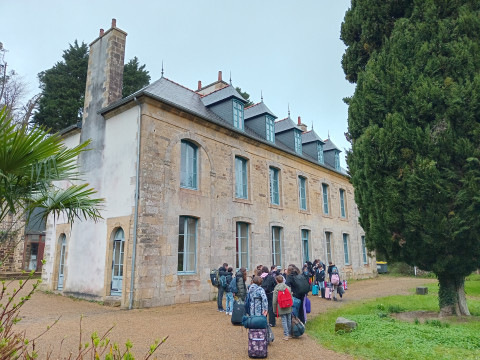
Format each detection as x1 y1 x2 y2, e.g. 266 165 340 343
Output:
231 299 245 325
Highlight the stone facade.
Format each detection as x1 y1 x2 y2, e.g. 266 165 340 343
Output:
0 214 25 272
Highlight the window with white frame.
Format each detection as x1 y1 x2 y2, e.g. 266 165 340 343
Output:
343 233 350 265
298 176 307 210
362 235 368 264
235 156 248 199
272 226 282 266
325 231 332 263
269 167 280 205
180 140 198 190
339 188 346 218
233 100 244 130
294 130 302 154
236 222 249 269
302 229 310 263
322 183 329 215
178 216 197 273
266 115 275 143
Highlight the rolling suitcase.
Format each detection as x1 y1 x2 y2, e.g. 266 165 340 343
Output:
231 300 245 325
325 283 332 300
248 328 268 358
312 284 319 295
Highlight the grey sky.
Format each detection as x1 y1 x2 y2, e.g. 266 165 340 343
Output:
1 0 354 167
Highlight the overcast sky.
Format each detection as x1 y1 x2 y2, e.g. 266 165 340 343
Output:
1 0 355 167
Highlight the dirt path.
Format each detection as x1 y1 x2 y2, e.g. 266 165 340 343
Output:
13 276 435 359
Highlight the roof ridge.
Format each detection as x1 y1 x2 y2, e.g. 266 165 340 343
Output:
200 84 232 98
163 77 198 94
275 117 289 123
244 102 261 110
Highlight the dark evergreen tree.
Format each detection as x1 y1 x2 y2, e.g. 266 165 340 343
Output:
34 42 150 132
122 56 151 98
235 87 254 107
343 0 480 315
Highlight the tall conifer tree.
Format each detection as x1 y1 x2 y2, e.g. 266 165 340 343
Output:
343 0 480 315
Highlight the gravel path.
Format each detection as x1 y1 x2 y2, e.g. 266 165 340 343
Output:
12 276 435 359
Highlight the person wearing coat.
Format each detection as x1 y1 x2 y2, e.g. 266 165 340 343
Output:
235 267 247 302
247 275 268 316
285 264 306 324
272 275 293 340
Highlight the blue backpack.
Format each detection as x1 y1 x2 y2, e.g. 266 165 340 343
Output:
228 276 238 293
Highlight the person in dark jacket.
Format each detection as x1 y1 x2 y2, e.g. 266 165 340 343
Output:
217 263 228 312
327 261 336 282
316 264 326 298
261 266 277 327
285 264 306 324
235 267 247 301
225 267 234 315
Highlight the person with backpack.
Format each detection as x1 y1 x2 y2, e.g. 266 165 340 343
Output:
327 261 336 282
235 267 247 301
260 266 277 327
285 264 308 324
315 264 326 298
272 275 293 341
225 267 234 315
330 265 341 302
247 275 268 316
217 263 228 312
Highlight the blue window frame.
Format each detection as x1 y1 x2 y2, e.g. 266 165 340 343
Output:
180 140 198 189
334 151 340 170
340 189 346 218
233 100 244 130
325 231 332 263
298 176 307 210
178 216 197 273
266 115 275 143
317 143 324 164
269 167 280 205
272 226 282 266
362 236 367 264
302 229 309 263
322 183 329 215
294 130 302 154
235 156 248 199
343 233 350 265
236 222 249 269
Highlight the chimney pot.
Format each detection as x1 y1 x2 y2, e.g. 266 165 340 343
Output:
99 28 105 37
112 19 117 28
198 80 202 90
298 116 301 125
218 71 222 82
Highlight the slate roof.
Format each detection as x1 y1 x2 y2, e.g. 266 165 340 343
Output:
200 84 246 106
244 102 276 119
274 117 302 134
323 138 342 152
302 130 325 145
99 76 346 175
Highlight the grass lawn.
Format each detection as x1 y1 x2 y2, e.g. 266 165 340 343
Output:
308 274 480 360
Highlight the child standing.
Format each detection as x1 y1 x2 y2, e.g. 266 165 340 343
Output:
272 275 293 340
225 267 234 315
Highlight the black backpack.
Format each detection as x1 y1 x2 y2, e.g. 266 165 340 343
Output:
261 275 276 294
293 274 310 296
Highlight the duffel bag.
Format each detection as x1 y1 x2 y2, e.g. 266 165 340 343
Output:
242 315 268 329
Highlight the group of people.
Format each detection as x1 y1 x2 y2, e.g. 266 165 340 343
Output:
215 259 343 341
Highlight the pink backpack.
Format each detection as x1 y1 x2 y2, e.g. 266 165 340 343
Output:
331 273 340 285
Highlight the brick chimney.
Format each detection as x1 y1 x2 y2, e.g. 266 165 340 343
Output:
297 116 308 132
198 80 202 90
79 19 127 172
218 71 222 82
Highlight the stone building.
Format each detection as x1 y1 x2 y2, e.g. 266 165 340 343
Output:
41 20 375 308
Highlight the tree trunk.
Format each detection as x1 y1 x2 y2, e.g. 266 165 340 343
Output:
438 274 470 316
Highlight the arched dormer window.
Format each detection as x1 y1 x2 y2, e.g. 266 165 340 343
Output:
180 140 198 190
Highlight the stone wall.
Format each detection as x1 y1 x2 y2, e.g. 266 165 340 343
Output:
0 214 25 272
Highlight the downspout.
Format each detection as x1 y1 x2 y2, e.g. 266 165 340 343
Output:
129 97 142 309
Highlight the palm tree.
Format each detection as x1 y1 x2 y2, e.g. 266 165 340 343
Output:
0 105 103 239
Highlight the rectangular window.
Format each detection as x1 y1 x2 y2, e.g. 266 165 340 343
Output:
269 167 280 205
266 116 275 143
236 222 249 269
298 176 307 210
317 143 324 164
235 156 248 199
302 229 309 263
339 189 346 218
272 226 282 266
325 231 332 263
294 130 302 154
180 141 198 189
362 236 367 264
233 100 244 130
343 233 350 265
178 216 197 273
322 183 329 215
335 152 340 170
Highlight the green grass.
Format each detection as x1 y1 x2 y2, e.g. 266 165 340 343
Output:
308 276 480 360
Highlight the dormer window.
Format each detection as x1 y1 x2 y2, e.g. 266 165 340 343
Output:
233 100 244 130
266 115 275 143
294 130 302 154
317 143 324 164
334 151 340 170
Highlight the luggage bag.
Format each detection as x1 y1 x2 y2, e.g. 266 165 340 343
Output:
325 284 332 299
231 300 245 325
312 284 319 296
248 328 268 358
291 314 305 337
